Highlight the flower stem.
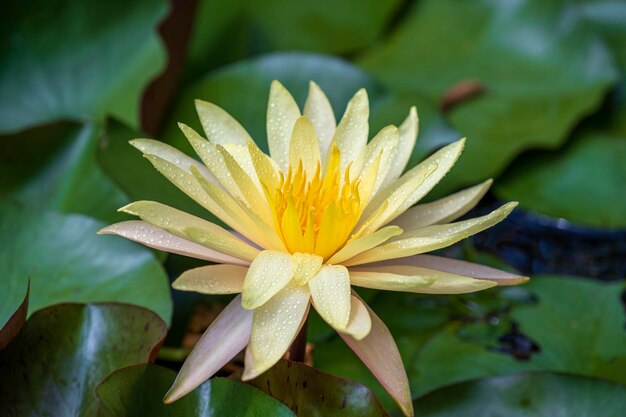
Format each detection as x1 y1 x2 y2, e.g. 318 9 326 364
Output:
287 318 308 363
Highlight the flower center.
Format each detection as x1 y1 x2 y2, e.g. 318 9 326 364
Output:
265 145 362 260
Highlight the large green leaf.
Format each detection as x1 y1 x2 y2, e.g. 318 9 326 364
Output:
0 0 168 133
0 303 167 417
97 364 295 417
316 277 626 407
359 0 618 194
494 131 626 228
412 276 626 396
0 121 129 222
248 360 389 417
185 0 402 77
0 201 172 325
412 373 626 417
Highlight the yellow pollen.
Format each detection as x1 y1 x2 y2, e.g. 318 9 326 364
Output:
262 145 362 260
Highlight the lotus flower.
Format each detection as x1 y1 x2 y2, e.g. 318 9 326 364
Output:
100 81 528 416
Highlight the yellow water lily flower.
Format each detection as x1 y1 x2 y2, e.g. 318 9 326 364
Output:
100 81 528 417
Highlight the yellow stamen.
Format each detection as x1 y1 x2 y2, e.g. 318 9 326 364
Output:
262 144 364 260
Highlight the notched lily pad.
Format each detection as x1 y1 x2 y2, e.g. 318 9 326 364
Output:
96 364 296 417
249 360 390 417
0 303 167 417
0 200 172 324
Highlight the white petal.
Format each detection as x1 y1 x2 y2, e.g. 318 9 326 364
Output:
345 202 517 266
340 295 372 340
339 301 413 417
241 250 294 310
309 265 351 330
333 89 369 171
358 138 466 235
392 179 493 229
164 295 252 403
291 252 323 285
374 254 529 286
304 81 336 162
327 226 403 265
289 116 321 176
242 283 310 380
119 200 260 261
348 268 435 292
98 221 249 266
267 80 301 171
194 99 252 146
382 107 418 188
172 264 248 294
130 138 214 181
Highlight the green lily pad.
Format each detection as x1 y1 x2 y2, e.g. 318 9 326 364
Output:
96 364 296 417
248 360 389 417
495 131 626 228
0 121 129 223
0 200 172 325
412 276 626 396
316 276 626 408
185 0 402 77
413 373 626 417
359 0 618 194
0 303 167 417
0 0 167 133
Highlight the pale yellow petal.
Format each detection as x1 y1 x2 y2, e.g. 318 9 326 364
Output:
98 221 250 266
303 81 336 162
248 139 281 190
289 116 321 176
328 226 403 265
358 138 466 235
309 265 351 330
345 202 517 266
382 107 418 188
242 283 310 380
350 125 399 193
194 99 251 146
354 161 437 238
350 265 497 294
291 252 323 285
221 143 263 188
392 179 493 229
130 138 214 181
340 295 372 340
267 80 301 171
333 89 369 171
348 269 435 292
217 145 273 223
137 153 235 228
241 250 294 309
172 264 248 294
119 200 259 261
190 167 286 251
179 123 246 202
373 254 529 286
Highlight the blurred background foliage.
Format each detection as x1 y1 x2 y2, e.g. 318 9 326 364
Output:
1 0 625 415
